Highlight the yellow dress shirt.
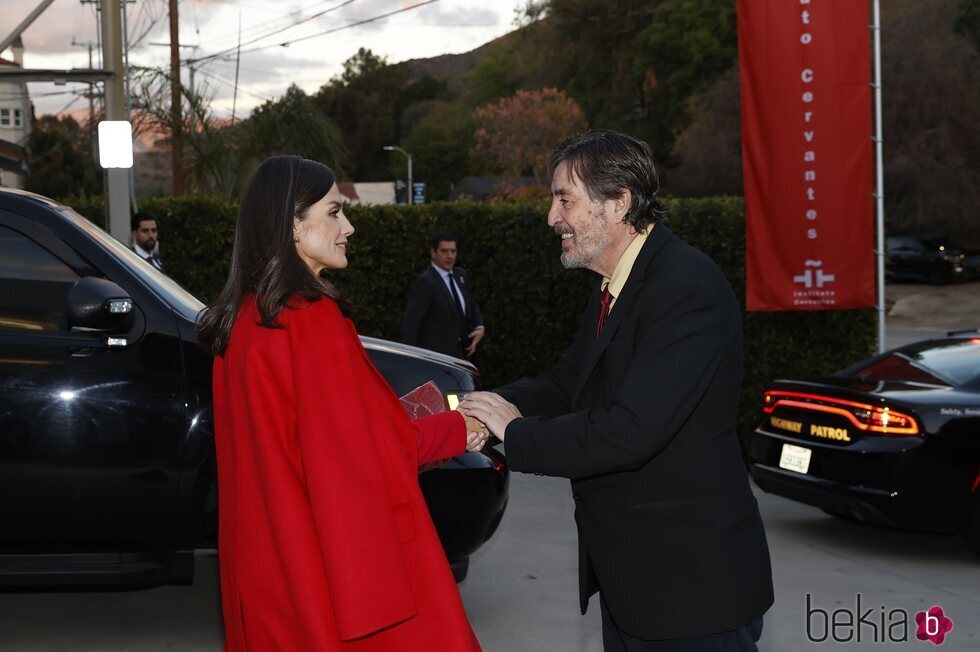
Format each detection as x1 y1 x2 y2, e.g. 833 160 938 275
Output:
603 225 653 311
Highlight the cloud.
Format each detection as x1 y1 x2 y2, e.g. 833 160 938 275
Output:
4 1 100 57
203 51 329 92
22 0 516 117
322 0 500 36
415 4 499 26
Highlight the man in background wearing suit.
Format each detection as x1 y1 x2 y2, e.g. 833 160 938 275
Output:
463 130 773 651
401 232 485 359
131 211 165 273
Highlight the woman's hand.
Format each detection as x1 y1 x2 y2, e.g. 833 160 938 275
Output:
465 430 490 452
462 409 490 452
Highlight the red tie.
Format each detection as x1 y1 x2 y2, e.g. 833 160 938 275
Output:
596 287 612 338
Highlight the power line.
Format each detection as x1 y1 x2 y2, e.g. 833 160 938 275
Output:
369 22 498 27
130 0 170 50
194 65 273 103
220 0 442 60
188 0 361 64
127 0 149 44
0 89 87 99
202 0 306 12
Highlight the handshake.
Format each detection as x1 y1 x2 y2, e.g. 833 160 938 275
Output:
458 392 523 453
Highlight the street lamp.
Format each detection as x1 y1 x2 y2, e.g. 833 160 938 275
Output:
383 145 413 206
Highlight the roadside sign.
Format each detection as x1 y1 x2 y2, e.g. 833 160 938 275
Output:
412 181 426 205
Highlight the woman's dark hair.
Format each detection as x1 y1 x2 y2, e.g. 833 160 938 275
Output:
548 129 666 231
197 155 346 356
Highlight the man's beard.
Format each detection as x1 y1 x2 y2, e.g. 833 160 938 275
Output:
560 203 610 271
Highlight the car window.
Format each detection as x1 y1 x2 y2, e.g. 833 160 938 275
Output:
58 207 205 323
891 237 925 252
848 339 980 386
0 225 80 332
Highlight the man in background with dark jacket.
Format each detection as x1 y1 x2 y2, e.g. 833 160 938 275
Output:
401 233 485 359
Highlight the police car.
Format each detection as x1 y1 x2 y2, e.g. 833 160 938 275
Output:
749 333 980 556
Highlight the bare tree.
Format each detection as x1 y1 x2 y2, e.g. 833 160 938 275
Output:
130 66 249 197
666 66 742 197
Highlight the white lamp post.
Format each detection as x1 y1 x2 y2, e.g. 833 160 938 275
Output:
383 145 412 206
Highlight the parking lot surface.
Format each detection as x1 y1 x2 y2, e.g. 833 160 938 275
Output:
2 469 978 651
1 287 977 650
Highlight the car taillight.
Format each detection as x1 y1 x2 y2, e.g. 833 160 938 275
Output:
481 446 506 472
763 390 920 435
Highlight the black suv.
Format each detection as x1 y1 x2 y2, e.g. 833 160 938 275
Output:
0 189 508 585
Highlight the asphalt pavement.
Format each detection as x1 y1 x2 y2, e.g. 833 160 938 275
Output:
2 292 978 650
2 469 978 651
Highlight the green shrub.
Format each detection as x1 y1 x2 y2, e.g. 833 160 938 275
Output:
66 194 876 446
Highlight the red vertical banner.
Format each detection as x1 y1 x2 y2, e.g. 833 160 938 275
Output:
738 0 876 311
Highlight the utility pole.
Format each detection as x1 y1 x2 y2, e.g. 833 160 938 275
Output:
71 38 96 132
188 62 197 132
100 0 132 242
122 0 138 213
148 42 199 131
80 0 103 68
169 0 185 194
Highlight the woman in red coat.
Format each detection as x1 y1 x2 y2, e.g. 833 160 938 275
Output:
198 156 487 651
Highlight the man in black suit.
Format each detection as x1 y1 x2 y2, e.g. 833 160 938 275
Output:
131 211 164 273
401 232 485 359
462 130 773 651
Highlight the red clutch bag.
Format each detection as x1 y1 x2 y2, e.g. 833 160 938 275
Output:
399 380 447 419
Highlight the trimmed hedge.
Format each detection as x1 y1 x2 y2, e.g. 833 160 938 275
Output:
68 195 876 445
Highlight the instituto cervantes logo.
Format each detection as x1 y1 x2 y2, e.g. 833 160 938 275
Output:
793 259 836 289
806 594 954 646
791 260 838 307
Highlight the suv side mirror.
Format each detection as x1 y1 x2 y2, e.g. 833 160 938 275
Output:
67 277 135 333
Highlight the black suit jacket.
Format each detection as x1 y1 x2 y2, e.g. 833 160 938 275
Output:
496 225 773 640
401 266 484 359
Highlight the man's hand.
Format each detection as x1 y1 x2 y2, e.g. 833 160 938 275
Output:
460 392 522 442
465 328 485 356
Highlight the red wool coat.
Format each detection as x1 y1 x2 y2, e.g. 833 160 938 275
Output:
213 296 481 651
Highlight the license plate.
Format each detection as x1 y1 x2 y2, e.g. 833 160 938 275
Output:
779 443 812 474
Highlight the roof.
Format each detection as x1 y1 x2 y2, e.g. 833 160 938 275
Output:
337 181 359 201
0 58 20 68
0 138 29 175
